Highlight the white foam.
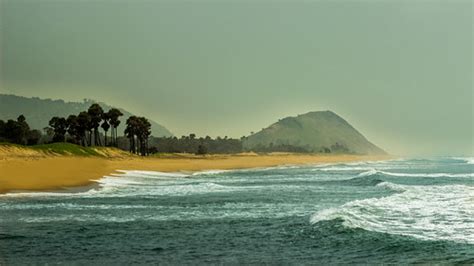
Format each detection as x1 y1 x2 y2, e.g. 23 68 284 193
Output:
315 166 378 171
452 157 474 164
355 169 378 177
376 181 406 192
379 171 474 178
310 184 474 244
97 176 144 186
114 170 189 179
192 169 231 176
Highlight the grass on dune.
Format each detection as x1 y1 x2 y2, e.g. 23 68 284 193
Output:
30 143 104 156
0 142 109 156
0 142 134 158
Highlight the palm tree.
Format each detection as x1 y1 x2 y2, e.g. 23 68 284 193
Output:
125 116 138 153
137 117 151 156
49 117 68 142
101 114 111 147
77 111 91 146
87 104 104 146
125 116 151 155
16 115 30 145
66 115 80 144
108 108 123 147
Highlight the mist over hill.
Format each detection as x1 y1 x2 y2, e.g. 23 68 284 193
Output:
243 111 386 155
0 94 173 137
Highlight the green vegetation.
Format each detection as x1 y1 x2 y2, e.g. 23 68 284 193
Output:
125 116 151 156
0 142 114 157
2 103 149 156
48 104 124 148
146 135 242 155
30 143 104 156
243 111 386 155
0 94 173 137
0 94 386 156
0 115 42 145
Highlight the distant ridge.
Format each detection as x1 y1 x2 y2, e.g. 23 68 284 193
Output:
243 110 386 155
0 94 173 137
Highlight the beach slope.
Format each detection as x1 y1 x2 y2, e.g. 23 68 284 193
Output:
0 144 388 193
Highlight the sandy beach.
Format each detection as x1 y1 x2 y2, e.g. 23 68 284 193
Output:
0 145 388 193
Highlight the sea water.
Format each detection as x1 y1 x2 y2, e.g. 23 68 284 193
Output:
0 158 473 264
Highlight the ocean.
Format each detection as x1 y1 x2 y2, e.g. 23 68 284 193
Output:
0 158 473 264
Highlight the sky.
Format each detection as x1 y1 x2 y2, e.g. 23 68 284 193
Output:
0 0 472 156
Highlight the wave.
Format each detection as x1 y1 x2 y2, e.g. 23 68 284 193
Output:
379 171 474 178
375 181 406 192
347 169 473 179
451 157 474 165
0 202 154 211
0 233 25 240
344 170 384 186
310 184 474 244
192 170 231 176
315 166 380 172
356 169 377 177
97 176 145 186
114 170 189 179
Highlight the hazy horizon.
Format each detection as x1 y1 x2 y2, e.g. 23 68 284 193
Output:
1 0 472 156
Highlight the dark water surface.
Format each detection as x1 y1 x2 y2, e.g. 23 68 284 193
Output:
1 158 473 264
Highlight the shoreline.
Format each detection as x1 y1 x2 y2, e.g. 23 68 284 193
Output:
0 150 390 194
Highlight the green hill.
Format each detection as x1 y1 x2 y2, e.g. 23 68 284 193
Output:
0 94 173 137
243 111 386 155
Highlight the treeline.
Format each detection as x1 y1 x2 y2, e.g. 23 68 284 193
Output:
47 104 124 147
47 104 152 155
0 115 42 145
1 104 153 156
124 116 151 156
127 135 243 154
245 142 351 154
1 109 351 156
247 143 311 153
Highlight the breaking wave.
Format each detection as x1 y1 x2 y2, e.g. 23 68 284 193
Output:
310 183 474 244
379 171 473 178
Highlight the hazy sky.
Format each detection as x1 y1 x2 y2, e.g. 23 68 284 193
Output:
1 0 472 156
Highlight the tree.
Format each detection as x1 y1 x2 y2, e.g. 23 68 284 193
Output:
124 116 151 156
0 115 30 144
196 144 207 155
0 120 5 141
0 116 40 145
3 120 20 143
66 115 81 144
125 116 139 154
26 130 42 145
87 104 104 146
43 126 54 142
107 108 123 147
48 117 68 142
101 118 110 146
137 117 151 156
77 111 91 146
16 115 30 144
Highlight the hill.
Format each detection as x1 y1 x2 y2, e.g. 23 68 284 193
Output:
243 111 386 155
0 94 173 137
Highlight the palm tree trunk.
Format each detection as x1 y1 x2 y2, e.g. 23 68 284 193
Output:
104 130 107 146
113 127 117 147
95 129 101 146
